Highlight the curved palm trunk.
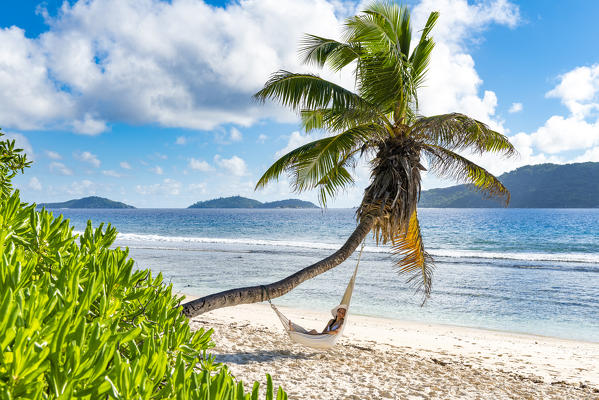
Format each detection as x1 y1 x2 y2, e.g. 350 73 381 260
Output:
181 217 374 318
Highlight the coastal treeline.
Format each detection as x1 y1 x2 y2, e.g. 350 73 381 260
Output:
0 131 286 398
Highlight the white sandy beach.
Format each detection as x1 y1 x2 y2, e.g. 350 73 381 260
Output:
186 298 599 399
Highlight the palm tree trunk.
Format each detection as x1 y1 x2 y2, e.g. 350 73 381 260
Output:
181 217 374 318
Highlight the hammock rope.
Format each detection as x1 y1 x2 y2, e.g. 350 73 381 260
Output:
267 243 365 349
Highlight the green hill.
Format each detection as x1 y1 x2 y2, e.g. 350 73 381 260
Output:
38 196 135 209
419 162 599 208
188 196 318 209
260 199 319 208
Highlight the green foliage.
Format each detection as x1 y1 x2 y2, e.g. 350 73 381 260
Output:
0 129 32 200
0 138 286 398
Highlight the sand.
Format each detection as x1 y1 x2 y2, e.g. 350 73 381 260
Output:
186 300 599 399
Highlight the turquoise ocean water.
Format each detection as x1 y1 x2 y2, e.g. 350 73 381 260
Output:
51 208 598 342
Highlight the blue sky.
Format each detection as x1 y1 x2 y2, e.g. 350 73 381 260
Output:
1 0 598 207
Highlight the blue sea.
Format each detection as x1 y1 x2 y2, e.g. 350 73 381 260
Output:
50 208 598 342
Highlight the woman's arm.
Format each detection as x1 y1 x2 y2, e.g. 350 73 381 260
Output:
324 318 344 335
321 319 334 334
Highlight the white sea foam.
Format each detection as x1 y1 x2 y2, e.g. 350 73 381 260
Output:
104 232 599 265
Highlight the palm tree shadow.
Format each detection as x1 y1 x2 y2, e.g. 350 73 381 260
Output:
214 349 319 365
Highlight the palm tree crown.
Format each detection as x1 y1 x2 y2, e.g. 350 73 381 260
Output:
253 2 515 300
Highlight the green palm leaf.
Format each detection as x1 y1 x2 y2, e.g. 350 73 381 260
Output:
253 71 372 113
422 144 511 204
256 125 377 206
412 113 516 156
300 107 391 134
299 34 362 71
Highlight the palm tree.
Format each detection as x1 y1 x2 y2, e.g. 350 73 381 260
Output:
182 2 515 318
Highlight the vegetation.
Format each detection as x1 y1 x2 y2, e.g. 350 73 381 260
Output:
38 196 135 209
183 1 515 317
188 196 318 209
419 162 599 208
0 130 286 399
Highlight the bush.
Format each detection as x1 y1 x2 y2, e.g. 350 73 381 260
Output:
0 131 286 399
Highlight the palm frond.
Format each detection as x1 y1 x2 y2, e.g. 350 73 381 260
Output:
315 154 356 206
409 11 438 89
299 34 361 71
255 125 376 206
391 210 434 301
412 113 516 156
422 144 510 205
300 107 391 134
254 71 372 113
291 126 376 196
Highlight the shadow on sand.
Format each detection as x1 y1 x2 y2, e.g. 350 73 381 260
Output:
213 349 320 365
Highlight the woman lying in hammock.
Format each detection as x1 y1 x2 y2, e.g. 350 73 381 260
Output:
289 305 347 335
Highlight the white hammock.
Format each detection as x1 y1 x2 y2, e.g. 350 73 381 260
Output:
266 247 362 350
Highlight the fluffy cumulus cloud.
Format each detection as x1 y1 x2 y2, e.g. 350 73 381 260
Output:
214 155 248 176
150 166 164 175
189 158 213 172
45 150 62 160
509 102 523 113
412 0 520 130
67 179 96 196
28 177 42 191
136 178 182 196
502 64 599 168
75 151 101 167
0 0 354 133
49 162 73 176
120 161 132 169
229 127 243 142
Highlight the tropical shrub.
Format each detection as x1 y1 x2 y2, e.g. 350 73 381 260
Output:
0 131 286 399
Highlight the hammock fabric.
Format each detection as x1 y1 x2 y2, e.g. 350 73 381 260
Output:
266 248 362 350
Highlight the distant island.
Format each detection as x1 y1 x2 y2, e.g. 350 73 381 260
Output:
38 196 135 209
419 162 599 208
188 196 319 209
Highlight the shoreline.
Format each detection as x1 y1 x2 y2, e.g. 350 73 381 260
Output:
183 297 599 399
180 293 597 345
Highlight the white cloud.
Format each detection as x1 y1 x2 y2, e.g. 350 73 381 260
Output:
45 150 62 160
529 115 599 154
150 166 164 175
155 153 168 160
49 162 73 176
71 113 107 135
67 179 96 196
28 177 42 191
574 147 599 163
175 136 187 145
189 158 213 171
75 151 101 167
135 178 181 195
275 131 318 157
546 64 599 118
230 127 243 142
120 161 132 169
508 102 523 113
0 0 352 133
102 170 122 177
214 155 248 176
257 134 268 143
187 182 207 194
412 0 520 131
